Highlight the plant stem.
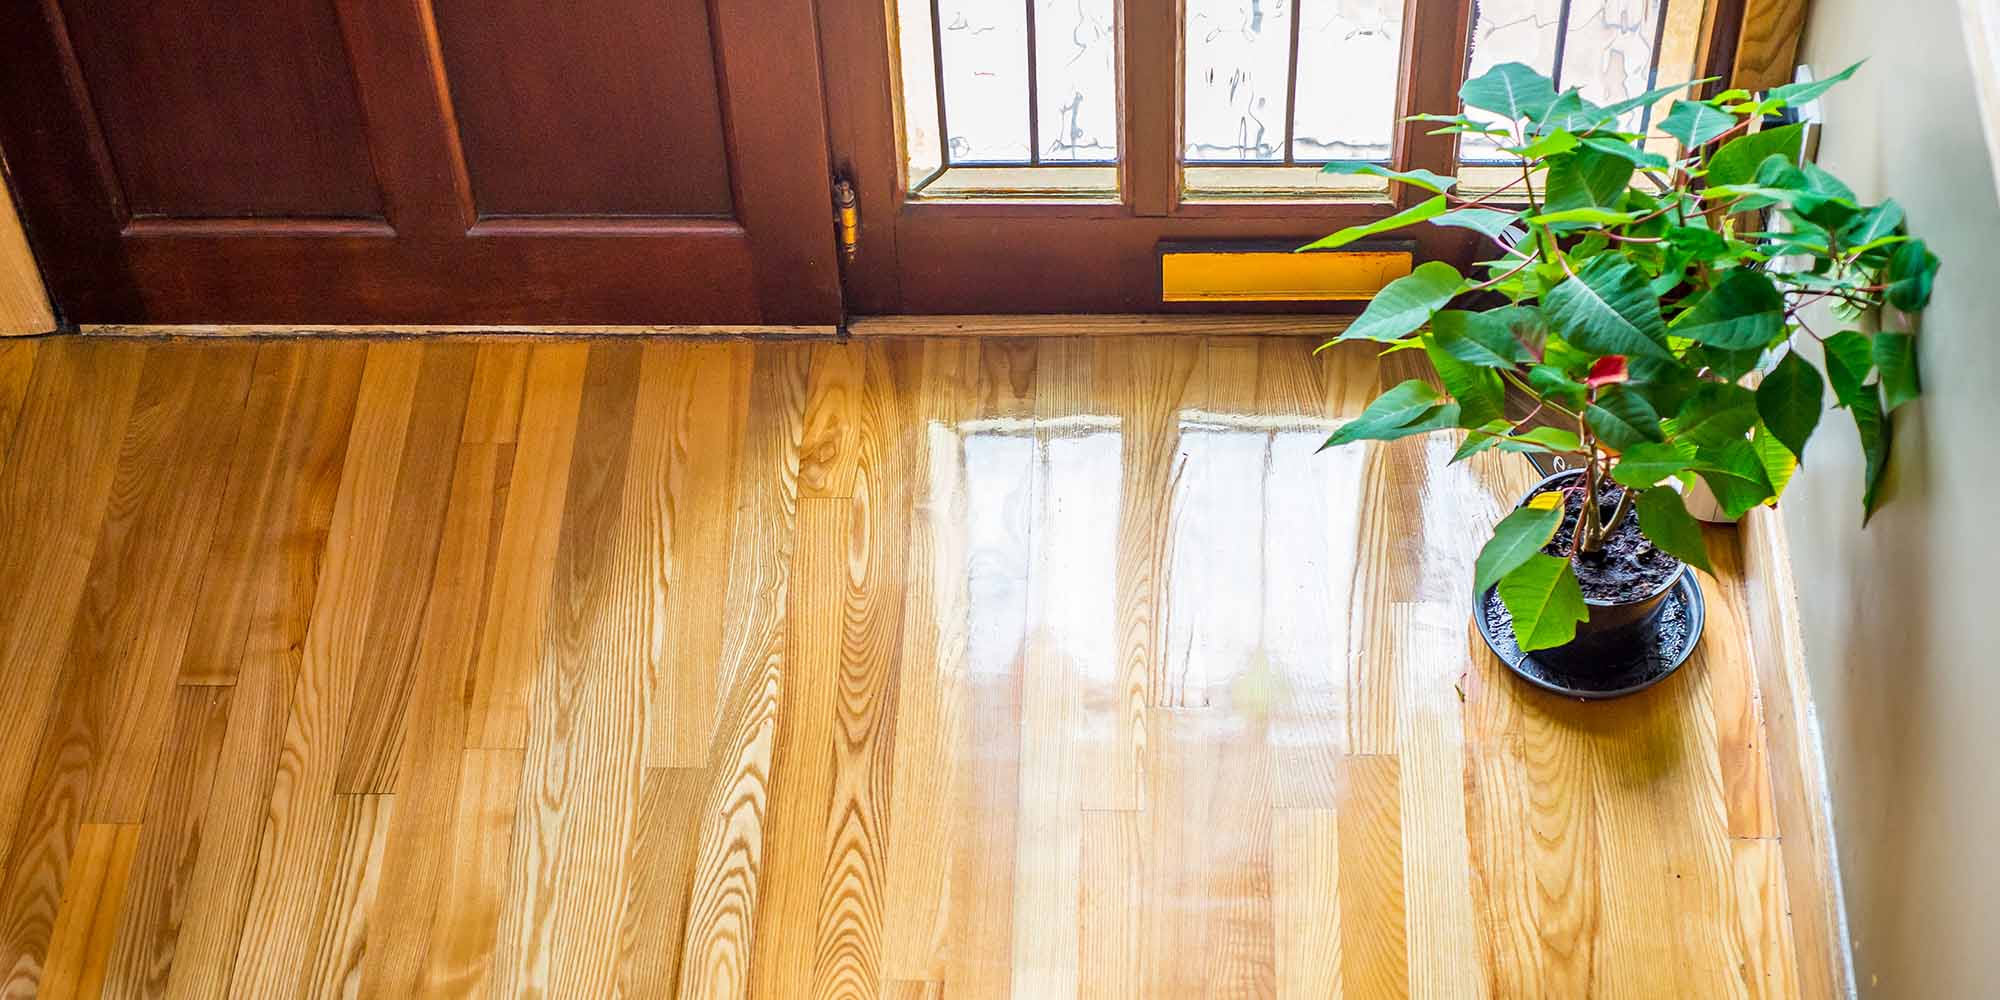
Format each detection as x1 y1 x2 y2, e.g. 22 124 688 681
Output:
1606 485 1636 542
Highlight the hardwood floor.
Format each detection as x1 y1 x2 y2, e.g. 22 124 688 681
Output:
0 335 1820 997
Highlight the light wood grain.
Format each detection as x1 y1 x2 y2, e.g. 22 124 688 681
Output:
0 183 54 337
0 334 1838 997
1732 0 1813 91
40 823 139 999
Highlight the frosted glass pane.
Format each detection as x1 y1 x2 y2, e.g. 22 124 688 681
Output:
1184 0 1295 161
938 0 1032 163
1461 0 1562 160
1291 0 1405 162
897 0 942 180
1558 0 1667 130
1035 0 1119 161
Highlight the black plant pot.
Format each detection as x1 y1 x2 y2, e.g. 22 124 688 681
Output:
1474 468 1707 699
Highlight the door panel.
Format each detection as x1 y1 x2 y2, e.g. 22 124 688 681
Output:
63 0 382 220
432 0 735 218
0 0 839 325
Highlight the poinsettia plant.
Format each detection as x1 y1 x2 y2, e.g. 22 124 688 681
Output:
1309 61 1938 650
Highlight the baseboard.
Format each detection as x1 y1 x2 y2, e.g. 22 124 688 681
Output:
845 313 1354 338
1737 505 1858 999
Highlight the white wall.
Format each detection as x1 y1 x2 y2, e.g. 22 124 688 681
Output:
1784 0 2000 994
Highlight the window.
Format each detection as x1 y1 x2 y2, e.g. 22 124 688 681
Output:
897 0 1120 198
891 0 1703 201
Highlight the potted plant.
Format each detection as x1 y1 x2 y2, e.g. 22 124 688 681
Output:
1307 62 1938 678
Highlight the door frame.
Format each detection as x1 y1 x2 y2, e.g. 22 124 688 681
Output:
0 0 842 326
818 0 1752 316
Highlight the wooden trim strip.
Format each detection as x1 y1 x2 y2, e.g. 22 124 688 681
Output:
0 180 54 336
847 314 1353 337
1736 506 1856 1000
78 324 838 340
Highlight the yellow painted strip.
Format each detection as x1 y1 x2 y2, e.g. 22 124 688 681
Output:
1160 250 1412 303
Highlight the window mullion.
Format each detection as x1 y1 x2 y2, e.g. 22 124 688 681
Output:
1392 0 1474 208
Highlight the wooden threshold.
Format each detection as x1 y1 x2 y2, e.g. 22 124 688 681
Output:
78 323 840 340
846 313 1355 338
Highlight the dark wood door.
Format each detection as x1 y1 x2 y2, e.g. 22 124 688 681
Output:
0 0 841 325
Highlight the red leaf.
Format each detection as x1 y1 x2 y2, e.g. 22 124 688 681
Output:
1586 355 1630 388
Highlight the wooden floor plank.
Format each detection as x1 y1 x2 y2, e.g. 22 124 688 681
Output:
0 335 1831 999
464 344 590 750
301 793 396 998
651 342 751 768
162 345 367 1000
613 766 708 996
879 340 976 980
677 343 810 1000
0 339 38 469
39 822 140 1000
490 341 648 997
810 343 915 1000
225 343 464 998
0 345 254 994
357 441 513 997
419 748 525 997
0 341 147 856
103 685 233 997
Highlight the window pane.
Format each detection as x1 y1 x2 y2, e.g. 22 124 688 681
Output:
897 0 943 180
1462 0 1563 161
1557 0 1667 130
1291 0 1405 162
1035 0 1119 162
1184 0 1295 162
938 0 1032 163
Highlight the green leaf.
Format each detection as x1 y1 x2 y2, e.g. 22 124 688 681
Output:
1321 380 1445 448
1431 309 1535 367
1498 554 1590 652
1664 224 1733 261
1452 420 1512 463
1535 90 1614 133
1301 196 1450 252
1753 421 1798 496
1674 382 1760 447
1840 199 1905 247
1852 389 1891 522
1586 385 1666 450
1543 146 1636 213
1320 162 1458 195
1602 78 1715 118
1697 440 1777 517
1544 256 1673 361
1636 487 1714 575
1873 331 1921 411
1707 123 1806 187
1660 100 1737 147
1612 439 1698 489
1768 60 1863 107
1460 62 1559 121
1528 364 1587 408
1431 207 1524 241
1423 337 1506 427
1530 207 1643 226
1338 261 1466 342
1671 269 1786 349
1822 330 1874 409
1475 505 1565 595
1577 135 1672 170
1885 238 1940 312
1505 425 1584 453
1508 130 1579 158
1756 350 1824 458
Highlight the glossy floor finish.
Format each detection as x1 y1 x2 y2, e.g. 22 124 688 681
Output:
0 335 1813 997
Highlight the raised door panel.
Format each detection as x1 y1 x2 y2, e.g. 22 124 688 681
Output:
431 0 735 218
57 0 382 220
